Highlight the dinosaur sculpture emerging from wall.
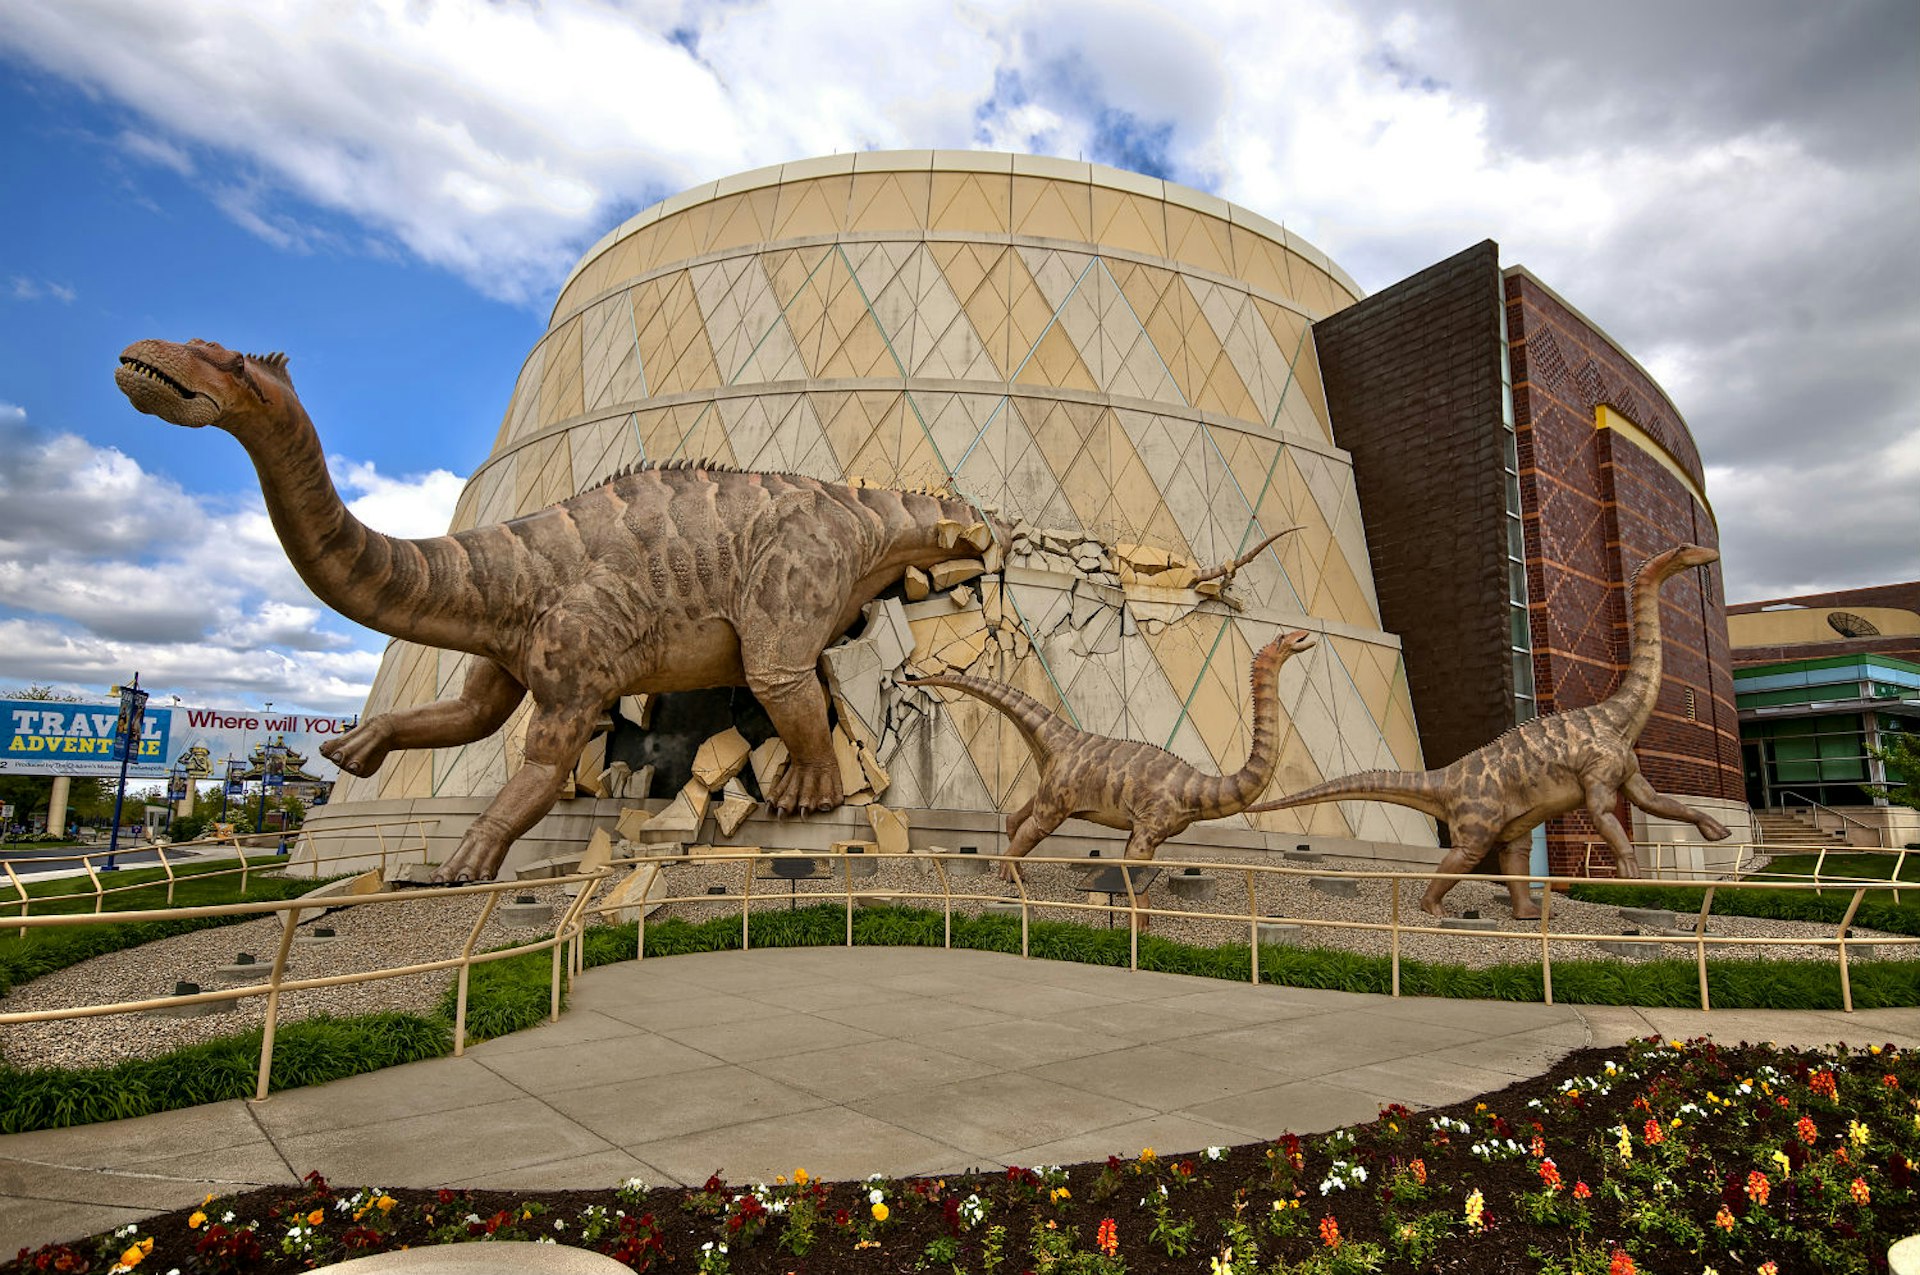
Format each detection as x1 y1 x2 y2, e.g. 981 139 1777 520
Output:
1246 543 1731 918
905 628 1317 877
114 338 1004 882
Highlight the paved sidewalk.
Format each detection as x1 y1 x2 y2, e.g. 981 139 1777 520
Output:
6 946 1916 1251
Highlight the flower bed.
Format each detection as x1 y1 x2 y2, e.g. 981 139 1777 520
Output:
10 1038 1914 1274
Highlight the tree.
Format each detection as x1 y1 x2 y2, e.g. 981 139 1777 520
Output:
1869 730 1920 811
6 683 83 702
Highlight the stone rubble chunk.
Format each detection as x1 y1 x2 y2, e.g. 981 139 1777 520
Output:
904 565 930 601
857 741 891 800
625 764 655 801
635 781 710 842
713 793 758 838
832 725 870 797
949 584 976 610
617 694 653 729
616 806 652 841
930 559 985 591
962 522 993 552
936 518 965 548
866 804 910 857
692 727 751 790
750 737 789 795
601 761 632 798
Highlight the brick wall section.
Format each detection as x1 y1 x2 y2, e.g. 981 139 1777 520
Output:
1505 271 1745 876
1728 581 1920 667
1312 240 1513 770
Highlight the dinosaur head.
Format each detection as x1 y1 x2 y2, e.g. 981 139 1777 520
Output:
1647 542 1720 580
116 339 296 435
1262 629 1317 662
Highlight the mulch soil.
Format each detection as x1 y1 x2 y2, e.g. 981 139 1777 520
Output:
9 1040 1918 1274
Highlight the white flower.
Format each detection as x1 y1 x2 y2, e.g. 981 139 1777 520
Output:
869 1187 885 1204
221 1211 236 1224
554 1219 566 1230
1205 1145 1228 1161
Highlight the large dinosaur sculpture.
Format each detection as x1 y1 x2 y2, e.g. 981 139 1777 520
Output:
113 338 1003 881
1247 543 1731 918
905 629 1317 877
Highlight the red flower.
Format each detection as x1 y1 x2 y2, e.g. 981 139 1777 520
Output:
1573 1181 1592 1200
1809 1071 1837 1100
1538 1158 1563 1191
1642 1119 1665 1147
1318 1216 1341 1248
1096 1217 1119 1257
1608 1250 1637 1275
1795 1116 1818 1145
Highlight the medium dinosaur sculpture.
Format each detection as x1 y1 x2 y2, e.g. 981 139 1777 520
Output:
1246 543 1730 918
114 338 1002 881
905 629 1317 878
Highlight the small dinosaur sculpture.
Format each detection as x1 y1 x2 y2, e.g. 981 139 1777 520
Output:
1246 543 1730 918
905 628 1317 878
114 338 1001 881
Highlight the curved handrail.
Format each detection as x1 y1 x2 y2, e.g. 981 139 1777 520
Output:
0 866 610 1100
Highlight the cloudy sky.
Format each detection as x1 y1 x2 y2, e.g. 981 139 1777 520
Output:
0 0 1914 717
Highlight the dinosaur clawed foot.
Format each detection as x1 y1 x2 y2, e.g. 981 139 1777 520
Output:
765 760 843 815
995 858 1024 883
1698 816 1732 842
320 721 393 778
431 833 508 884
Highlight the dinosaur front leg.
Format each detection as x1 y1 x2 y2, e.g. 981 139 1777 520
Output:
997 798 1067 882
748 670 843 814
322 659 525 777
1623 774 1731 841
433 704 597 883
1583 780 1646 879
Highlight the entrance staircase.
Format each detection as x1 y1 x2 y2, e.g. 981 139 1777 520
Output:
1755 810 1847 849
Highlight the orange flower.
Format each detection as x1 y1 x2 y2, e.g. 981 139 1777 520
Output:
187 1210 207 1230
1538 1158 1562 1191
1745 1171 1770 1206
1318 1216 1340 1248
1715 1204 1735 1231
1795 1116 1818 1145
308 1208 325 1226
1850 1177 1871 1205
1572 1181 1591 1200
117 1237 154 1269
1095 1217 1119 1257
1608 1249 1636 1275
1810 1071 1837 1100
1409 1159 1427 1186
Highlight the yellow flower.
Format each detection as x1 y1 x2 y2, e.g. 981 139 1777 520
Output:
187 1210 207 1230
1140 1147 1157 1162
1770 1150 1791 1175
794 1168 810 1185
118 1237 153 1268
376 1195 396 1213
1050 1187 1070 1203
775 1175 787 1186
1848 1120 1870 1147
871 1202 889 1223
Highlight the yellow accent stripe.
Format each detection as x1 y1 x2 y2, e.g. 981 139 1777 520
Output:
1594 405 1717 527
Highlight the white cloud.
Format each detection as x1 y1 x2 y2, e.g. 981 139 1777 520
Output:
0 0 1914 601
8 277 76 303
0 406 461 715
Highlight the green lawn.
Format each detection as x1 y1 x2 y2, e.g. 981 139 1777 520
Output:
1755 849 1920 883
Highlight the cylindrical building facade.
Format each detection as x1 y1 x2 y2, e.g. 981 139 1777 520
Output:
320 152 1435 868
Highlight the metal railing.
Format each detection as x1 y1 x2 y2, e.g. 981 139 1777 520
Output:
1773 791 1887 848
588 847 1915 1015
2 818 439 934
0 862 608 1101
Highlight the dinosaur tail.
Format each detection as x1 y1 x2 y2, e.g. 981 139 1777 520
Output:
1244 768 1447 820
900 672 1063 761
1194 526 1296 583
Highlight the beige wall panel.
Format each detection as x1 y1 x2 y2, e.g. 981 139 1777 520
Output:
536 316 584 431
1107 261 1188 404
579 294 633 412
700 188 782 255
1230 225 1292 298
901 249 996 382
1003 250 1065 382
925 711 997 813
696 255 780 388
1018 322 1100 393
772 175 853 239
1091 187 1168 257
493 345 544 452
646 210 705 280
848 170 930 233
915 391 1004 480
1164 205 1235 276
446 478 482 535
512 435 559 514
929 170 1011 234
566 416 626 493
849 240 922 370
1012 174 1093 242
931 242 1014 377
472 457 519 531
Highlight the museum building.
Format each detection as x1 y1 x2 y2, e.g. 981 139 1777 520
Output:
317 152 1743 877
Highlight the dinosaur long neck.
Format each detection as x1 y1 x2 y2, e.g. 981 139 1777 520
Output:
1600 555 1673 736
1190 644 1289 817
235 395 477 651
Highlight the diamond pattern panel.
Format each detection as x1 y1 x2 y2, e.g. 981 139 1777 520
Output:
581 293 640 412
928 171 1010 234
849 170 931 234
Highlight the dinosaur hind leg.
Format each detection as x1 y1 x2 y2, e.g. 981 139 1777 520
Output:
1421 830 1496 917
322 659 525 778
1623 773 1731 841
997 796 1068 882
1497 835 1541 919
1584 780 1645 879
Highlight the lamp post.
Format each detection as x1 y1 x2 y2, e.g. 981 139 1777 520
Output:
252 703 273 837
104 672 147 872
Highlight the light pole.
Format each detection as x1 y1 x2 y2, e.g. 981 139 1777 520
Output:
253 703 273 836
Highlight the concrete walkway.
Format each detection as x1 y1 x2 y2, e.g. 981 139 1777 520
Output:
6 946 1916 1251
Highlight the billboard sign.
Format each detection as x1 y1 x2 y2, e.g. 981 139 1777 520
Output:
0 700 356 780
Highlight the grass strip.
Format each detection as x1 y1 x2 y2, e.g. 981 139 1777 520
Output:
584 902 1920 1010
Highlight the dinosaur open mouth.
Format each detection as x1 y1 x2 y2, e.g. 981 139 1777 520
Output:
118 356 197 399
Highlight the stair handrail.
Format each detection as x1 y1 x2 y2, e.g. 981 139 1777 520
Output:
1772 791 1887 848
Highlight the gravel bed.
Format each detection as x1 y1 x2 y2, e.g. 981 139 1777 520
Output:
2 879 576 1072
631 846 1910 970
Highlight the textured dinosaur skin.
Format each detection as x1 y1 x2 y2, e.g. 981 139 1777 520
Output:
114 338 997 881
1247 544 1730 918
905 630 1316 879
